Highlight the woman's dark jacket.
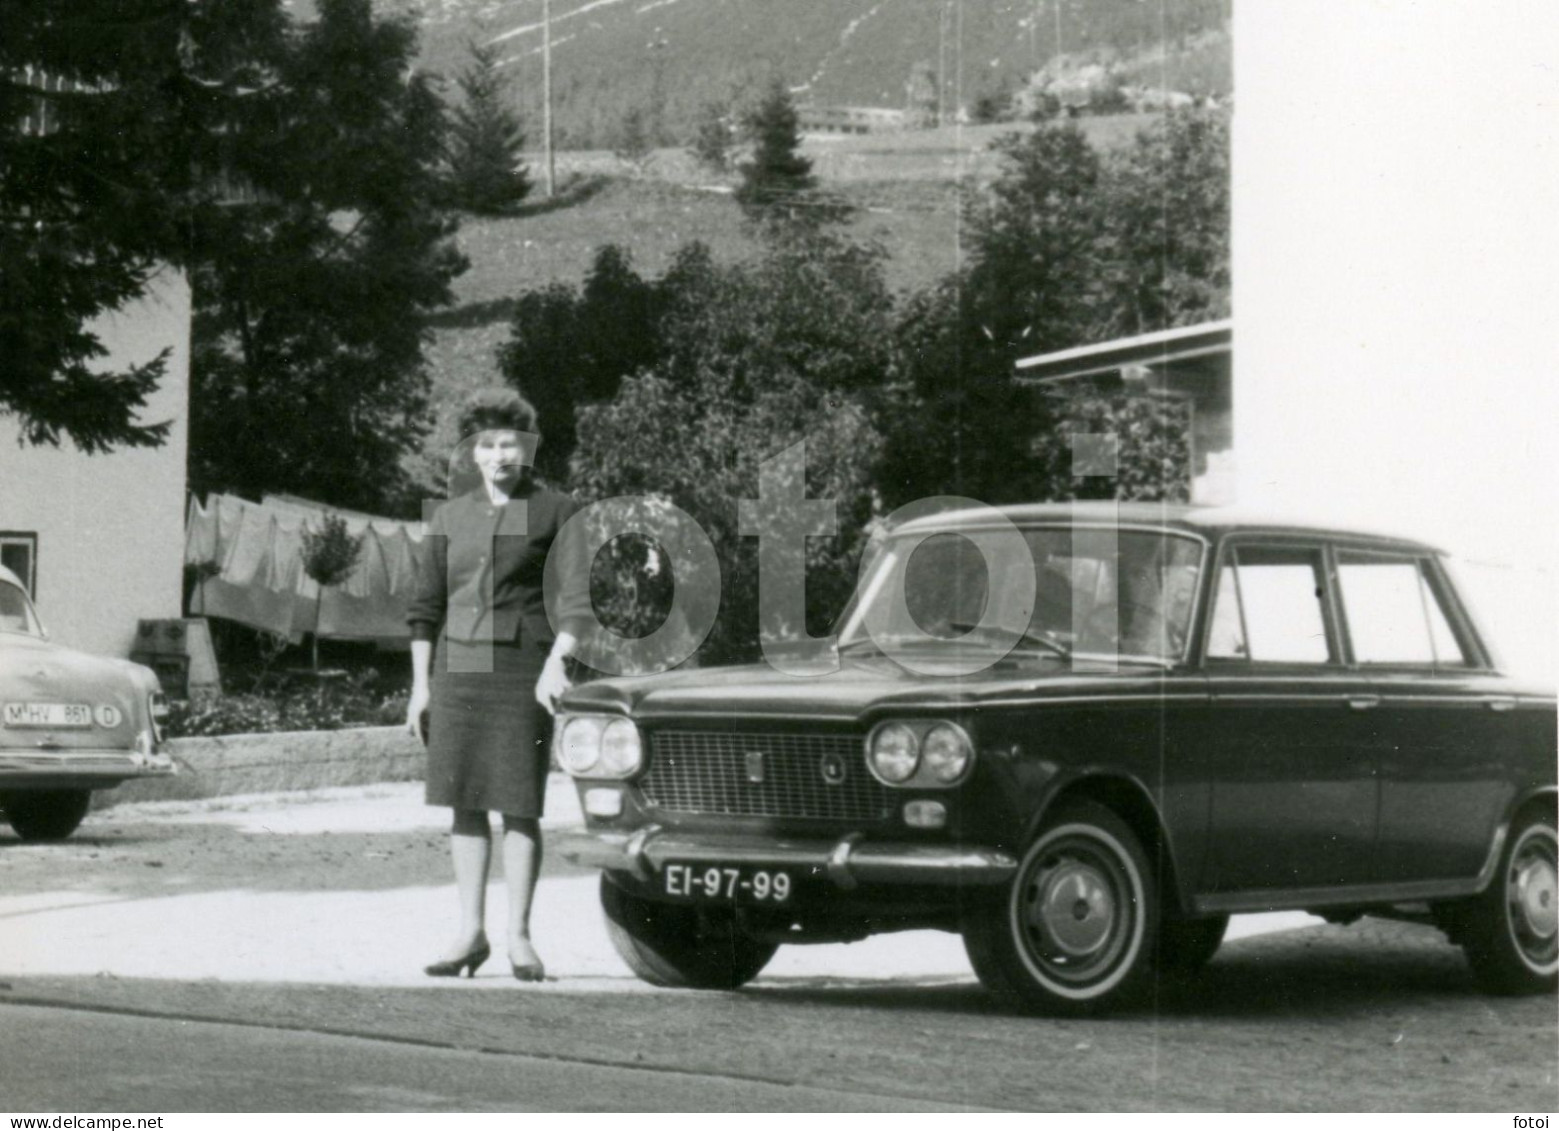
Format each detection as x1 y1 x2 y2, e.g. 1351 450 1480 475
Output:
407 483 591 647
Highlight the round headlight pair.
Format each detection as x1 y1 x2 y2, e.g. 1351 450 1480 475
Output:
558 715 643 778
867 721 973 786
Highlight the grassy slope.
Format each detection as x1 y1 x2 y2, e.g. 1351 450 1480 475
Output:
411 112 1157 489
371 0 1231 147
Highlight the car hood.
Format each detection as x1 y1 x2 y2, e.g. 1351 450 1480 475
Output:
0 633 154 747
561 652 1190 724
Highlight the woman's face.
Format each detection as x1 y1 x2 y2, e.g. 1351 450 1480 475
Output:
473 429 527 489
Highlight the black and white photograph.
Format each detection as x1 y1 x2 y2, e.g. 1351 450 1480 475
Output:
1 0 1555 1116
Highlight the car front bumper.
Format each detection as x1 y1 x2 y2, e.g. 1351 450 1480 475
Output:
0 749 176 788
561 825 1020 891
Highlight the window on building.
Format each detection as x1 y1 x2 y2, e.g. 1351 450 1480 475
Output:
0 533 36 598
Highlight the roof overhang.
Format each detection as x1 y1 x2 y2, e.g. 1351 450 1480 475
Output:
1015 320 1232 385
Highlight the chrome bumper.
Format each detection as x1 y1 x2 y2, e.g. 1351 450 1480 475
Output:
561 826 1019 890
0 749 177 781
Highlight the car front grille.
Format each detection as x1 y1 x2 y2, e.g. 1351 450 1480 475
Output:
642 729 894 822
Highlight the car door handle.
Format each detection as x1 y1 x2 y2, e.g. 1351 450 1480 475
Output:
1485 696 1518 712
1345 695 1381 710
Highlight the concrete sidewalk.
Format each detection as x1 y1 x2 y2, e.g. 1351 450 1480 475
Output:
0 776 1320 991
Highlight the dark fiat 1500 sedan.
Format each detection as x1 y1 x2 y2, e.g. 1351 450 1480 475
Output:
556 503 1556 1012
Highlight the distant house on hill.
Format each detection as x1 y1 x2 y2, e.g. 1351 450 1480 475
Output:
798 104 906 136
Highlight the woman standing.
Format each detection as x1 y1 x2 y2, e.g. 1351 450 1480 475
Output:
405 389 589 981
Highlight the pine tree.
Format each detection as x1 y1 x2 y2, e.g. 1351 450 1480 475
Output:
687 99 734 175
445 39 531 214
735 80 813 214
0 0 288 452
614 106 654 176
735 79 848 232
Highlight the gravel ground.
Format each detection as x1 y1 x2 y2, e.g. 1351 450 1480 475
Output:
0 783 1554 1111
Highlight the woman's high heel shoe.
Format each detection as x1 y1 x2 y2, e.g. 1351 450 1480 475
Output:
424 939 491 978
510 940 545 982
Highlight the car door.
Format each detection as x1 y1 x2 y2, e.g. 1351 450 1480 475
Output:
1332 548 1518 883
1196 539 1381 895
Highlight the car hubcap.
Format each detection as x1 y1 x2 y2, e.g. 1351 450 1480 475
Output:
1508 829 1558 965
1036 861 1115 957
1018 840 1129 983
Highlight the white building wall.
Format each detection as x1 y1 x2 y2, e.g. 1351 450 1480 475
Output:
0 267 190 657
1235 3 1558 681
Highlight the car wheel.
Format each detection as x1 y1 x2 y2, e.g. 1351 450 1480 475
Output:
963 800 1156 1014
1460 809 1558 995
1157 912 1228 974
599 875 778 990
0 789 92 841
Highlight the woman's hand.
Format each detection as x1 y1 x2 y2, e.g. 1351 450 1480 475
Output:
535 653 572 716
405 683 431 738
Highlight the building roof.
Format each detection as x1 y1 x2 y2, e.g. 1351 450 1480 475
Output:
1015 320 1232 384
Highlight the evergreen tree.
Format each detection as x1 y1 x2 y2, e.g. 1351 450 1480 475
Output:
687 98 734 175
734 79 846 230
188 0 467 515
445 39 530 214
613 106 654 176
2 0 466 513
0 0 287 452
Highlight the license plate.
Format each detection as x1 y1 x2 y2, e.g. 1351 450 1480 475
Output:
663 862 794 904
3 702 93 728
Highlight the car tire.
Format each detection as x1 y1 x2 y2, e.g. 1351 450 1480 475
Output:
599 875 778 990
1157 912 1228 974
0 789 92 841
1458 808 1558 995
963 800 1157 1014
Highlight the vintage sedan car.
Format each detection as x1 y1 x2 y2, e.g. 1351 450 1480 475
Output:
557 503 1556 1012
0 565 174 840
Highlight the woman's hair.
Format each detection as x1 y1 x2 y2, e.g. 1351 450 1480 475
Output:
455 387 538 439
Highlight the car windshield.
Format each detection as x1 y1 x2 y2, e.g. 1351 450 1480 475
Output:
837 525 1203 667
0 580 44 638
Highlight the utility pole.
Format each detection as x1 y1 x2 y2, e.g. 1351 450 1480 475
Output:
543 0 555 197
937 3 949 127
954 0 962 127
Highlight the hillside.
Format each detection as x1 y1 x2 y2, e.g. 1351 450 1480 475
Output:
409 110 1166 487
289 0 1230 148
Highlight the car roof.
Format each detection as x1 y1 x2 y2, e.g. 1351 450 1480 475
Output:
888 501 1445 554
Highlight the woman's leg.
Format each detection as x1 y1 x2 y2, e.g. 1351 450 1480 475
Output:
445 808 492 955
501 815 543 967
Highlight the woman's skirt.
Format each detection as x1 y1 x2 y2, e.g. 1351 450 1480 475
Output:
425 636 551 816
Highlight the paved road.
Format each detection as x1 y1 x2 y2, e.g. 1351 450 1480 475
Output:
0 781 1553 1112
0 1002 981 1112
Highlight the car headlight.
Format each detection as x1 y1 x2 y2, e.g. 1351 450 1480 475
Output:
868 722 920 784
922 722 973 783
599 718 643 777
558 716 605 775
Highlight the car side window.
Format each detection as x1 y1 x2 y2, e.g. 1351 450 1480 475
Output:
1336 551 1471 667
0 581 39 636
1207 545 1334 664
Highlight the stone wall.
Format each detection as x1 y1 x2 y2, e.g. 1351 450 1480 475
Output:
99 726 426 807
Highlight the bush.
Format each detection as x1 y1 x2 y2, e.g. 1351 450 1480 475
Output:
163 668 408 738
569 231 895 666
